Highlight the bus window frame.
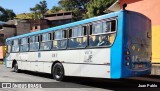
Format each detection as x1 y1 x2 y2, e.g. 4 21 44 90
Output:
11 39 20 53
52 29 68 50
68 25 88 49
88 18 118 48
6 40 12 54
39 32 53 51
20 37 29 52
29 35 40 52
41 33 52 42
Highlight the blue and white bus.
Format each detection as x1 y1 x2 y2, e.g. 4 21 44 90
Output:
5 10 151 81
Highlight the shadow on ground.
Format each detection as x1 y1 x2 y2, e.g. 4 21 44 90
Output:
11 70 160 91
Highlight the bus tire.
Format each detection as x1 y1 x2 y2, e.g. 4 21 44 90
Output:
52 63 65 81
13 62 19 73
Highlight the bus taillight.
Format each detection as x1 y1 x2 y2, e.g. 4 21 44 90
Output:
125 51 130 55
125 49 131 67
125 56 130 61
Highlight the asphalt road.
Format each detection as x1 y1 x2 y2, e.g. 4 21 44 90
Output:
0 64 160 91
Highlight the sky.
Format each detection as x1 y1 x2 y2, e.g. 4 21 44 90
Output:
0 0 60 14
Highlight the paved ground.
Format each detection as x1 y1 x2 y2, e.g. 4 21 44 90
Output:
0 64 115 91
0 64 160 91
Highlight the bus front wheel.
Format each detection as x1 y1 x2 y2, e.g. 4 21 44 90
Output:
52 63 65 81
13 62 19 73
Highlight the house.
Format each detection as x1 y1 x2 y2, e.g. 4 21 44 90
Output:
2 24 16 39
16 19 49 35
44 11 74 27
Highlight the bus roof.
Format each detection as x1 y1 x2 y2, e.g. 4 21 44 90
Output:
6 10 122 41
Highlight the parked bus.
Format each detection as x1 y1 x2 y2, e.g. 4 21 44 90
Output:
5 10 151 81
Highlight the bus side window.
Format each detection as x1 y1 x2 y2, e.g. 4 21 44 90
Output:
20 37 29 52
6 41 12 53
103 21 111 33
53 30 67 49
89 19 117 47
68 26 87 48
53 31 60 49
61 30 67 49
30 36 39 51
12 39 19 52
68 27 78 48
89 22 100 47
40 33 52 50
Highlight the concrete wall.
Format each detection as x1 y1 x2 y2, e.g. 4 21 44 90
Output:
16 22 31 35
3 27 16 38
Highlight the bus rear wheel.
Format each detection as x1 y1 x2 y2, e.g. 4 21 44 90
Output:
52 63 65 81
13 62 19 73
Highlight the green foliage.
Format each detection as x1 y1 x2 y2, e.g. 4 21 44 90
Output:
57 0 115 20
1 0 116 21
84 0 116 19
16 13 34 19
0 6 16 21
50 6 62 13
58 0 90 20
30 0 48 19
58 0 90 10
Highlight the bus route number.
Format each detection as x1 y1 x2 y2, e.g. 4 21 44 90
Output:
52 53 58 58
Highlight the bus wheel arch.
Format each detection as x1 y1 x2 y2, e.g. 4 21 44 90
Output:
51 61 65 81
12 60 19 72
12 60 17 68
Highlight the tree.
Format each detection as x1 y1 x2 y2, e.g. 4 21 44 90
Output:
30 0 48 19
0 6 16 21
30 7 39 19
57 0 115 20
5 9 16 20
58 0 90 11
37 0 48 18
84 0 116 18
50 6 62 13
58 0 90 20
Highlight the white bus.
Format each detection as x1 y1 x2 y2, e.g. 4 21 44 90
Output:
5 10 151 81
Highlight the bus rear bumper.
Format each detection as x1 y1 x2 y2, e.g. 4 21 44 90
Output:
121 68 151 78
